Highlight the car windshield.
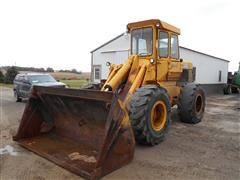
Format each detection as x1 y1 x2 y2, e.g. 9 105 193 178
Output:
131 27 153 56
28 75 56 83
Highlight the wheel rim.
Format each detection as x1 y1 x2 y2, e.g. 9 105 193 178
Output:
151 101 167 131
195 95 203 114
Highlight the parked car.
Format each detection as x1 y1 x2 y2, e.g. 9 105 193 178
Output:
13 73 67 102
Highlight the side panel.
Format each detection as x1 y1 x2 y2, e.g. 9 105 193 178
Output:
180 48 228 84
156 59 168 81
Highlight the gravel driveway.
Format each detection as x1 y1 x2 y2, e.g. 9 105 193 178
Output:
0 87 240 179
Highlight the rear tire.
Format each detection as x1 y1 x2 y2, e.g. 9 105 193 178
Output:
129 85 171 146
178 83 205 124
223 84 232 94
14 90 22 102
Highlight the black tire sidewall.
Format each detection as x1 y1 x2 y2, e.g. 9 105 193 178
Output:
14 90 22 102
228 85 232 94
178 83 206 124
129 85 171 145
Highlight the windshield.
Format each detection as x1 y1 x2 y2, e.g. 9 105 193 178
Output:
28 75 56 83
131 27 153 56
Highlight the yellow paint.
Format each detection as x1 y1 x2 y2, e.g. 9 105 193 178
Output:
117 99 130 126
102 57 134 91
156 59 168 81
127 19 180 35
150 101 167 131
143 63 156 83
129 65 146 94
101 19 194 126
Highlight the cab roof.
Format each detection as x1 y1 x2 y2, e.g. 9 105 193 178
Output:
127 19 180 35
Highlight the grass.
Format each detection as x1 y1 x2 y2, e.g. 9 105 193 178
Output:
0 71 91 89
0 83 13 88
50 72 90 80
19 71 91 81
60 79 88 88
0 80 88 89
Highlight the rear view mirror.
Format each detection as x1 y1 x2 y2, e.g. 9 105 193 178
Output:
23 80 31 85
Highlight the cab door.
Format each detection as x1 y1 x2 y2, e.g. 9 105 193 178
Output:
168 33 182 81
157 31 170 81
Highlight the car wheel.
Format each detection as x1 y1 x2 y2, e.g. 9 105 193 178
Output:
14 90 22 102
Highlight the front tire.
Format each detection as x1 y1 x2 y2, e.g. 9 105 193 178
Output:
14 90 22 102
223 84 232 94
129 85 171 146
178 83 205 124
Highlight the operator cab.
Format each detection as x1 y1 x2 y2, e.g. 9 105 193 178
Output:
127 19 180 60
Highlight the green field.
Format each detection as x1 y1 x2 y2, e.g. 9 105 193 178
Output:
0 71 91 89
60 79 88 88
0 80 88 89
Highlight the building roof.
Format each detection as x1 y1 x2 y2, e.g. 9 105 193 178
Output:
90 33 124 53
91 33 229 63
180 46 229 62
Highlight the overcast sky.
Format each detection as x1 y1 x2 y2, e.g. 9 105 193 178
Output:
0 0 239 72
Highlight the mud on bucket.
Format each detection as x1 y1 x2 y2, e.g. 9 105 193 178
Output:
13 86 135 179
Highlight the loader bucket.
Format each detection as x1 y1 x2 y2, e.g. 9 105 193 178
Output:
13 86 135 179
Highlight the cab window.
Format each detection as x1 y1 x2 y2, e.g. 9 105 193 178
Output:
18 75 24 81
159 31 169 57
171 34 179 59
15 75 20 81
131 27 153 56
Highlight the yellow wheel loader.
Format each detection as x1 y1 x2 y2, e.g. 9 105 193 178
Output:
14 19 205 179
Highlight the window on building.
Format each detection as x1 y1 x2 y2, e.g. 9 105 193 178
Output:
159 31 169 57
94 68 100 80
171 34 179 59
218 70 222 82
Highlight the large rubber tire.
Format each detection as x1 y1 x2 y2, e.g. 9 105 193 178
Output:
129 85 171 146
223 84 232 95
178 83 205 124
14 90 22 102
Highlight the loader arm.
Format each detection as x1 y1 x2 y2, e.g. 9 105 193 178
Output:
102 55 147 106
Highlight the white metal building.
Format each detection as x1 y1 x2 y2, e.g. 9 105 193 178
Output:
91 33 229 94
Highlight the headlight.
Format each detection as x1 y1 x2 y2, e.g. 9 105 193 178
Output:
150 58 155 64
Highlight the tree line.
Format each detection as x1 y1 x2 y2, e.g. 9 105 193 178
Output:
0 66 19 84
0 66 82 84
1 66 82 74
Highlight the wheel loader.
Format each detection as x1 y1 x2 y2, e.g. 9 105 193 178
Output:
13 19 205 179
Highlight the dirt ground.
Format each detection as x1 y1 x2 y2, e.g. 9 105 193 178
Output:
0 87 239 180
